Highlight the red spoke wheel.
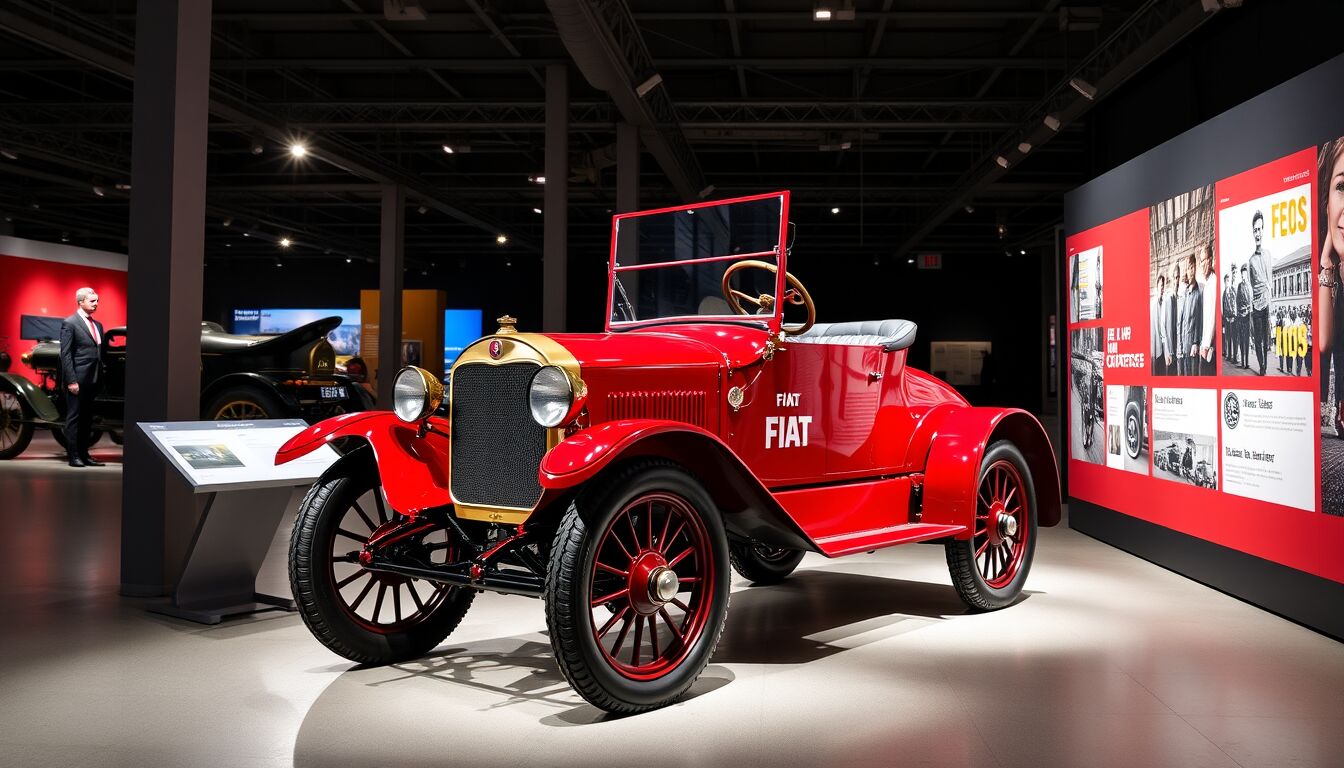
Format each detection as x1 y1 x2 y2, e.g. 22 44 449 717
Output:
945 440 1038 611
288 448 474 664
546 461 730 714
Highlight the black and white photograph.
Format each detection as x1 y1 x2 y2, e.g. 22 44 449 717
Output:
1068 245 1103 322
1218 184 1312 378
1151 429 1218 488
1069 327 1105 464
1106 385 1150 475
1149 186 1216 377
171 444 245 470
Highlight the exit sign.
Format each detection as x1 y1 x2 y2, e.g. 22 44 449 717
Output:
917 253 943 270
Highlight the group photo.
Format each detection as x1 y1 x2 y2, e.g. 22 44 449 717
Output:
1149 185 1217 377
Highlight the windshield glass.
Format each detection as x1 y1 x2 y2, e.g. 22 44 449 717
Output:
608 193 787 328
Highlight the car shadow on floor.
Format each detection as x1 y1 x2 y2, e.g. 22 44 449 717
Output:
292 568 1022 745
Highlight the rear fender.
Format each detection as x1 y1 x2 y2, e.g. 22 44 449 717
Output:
920 407 1061 538
539 420 816 551
276 411 452 516
201 372 290 411
0 372 59 423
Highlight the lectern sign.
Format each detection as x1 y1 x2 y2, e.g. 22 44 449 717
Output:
139 419 338 492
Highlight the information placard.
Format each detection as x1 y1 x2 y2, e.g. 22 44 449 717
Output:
138 420 338 492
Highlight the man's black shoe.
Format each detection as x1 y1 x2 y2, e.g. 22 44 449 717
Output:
68 456 86 468
82 456 104 467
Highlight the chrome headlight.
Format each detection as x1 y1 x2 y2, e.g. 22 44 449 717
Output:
528 365 574 428
392 366 443 423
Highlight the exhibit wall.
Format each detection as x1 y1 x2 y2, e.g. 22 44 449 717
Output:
1064 54 1344 639
0 237 128 385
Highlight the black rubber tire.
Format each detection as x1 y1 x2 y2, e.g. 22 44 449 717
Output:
204 386 286 421
944 440 1038 611
0 387 35 460
1124 401 1142 459
544 460 731 714
729 543 804 585
288 449 475 665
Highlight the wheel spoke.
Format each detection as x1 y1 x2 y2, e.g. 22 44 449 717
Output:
647 500 656 550
667 546 694 569
597 605 629 639
351 501 378 532
631 617 644 667
335 527 365 543
611 614 634 655
671 597 691 613
661 521 686 554
676 576 700 586
591 587 629 608
335 570 365 589
658 506 673 550
408 581 426 611
595 560 629 577
348 576 376 612
658 608 684 642
607 527 634 562
647 615 660 661
975 539 990 557
393 584 402 623
1003 485 1017 508
373 489 389 524
372 583 386 623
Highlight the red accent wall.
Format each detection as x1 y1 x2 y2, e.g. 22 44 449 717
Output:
1 253 128 384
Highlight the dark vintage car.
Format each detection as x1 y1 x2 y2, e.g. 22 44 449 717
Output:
0 316 373 459
275 191 1061 714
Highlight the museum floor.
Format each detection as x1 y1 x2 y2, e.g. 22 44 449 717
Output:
2 432 1341 768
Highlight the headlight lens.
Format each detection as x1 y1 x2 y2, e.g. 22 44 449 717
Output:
528 365 573 427
392 366 443 423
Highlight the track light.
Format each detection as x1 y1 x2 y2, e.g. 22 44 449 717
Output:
1043 114 1062 132
61 232 70 243
635 73 663 98
346 257 352 263
243 231 251 237
964 204 975 214
92 185 105 197
1069 77 1098 100
442 144 454 154
250 137 264 155
907 258 915 265
830 206 841 215
995 155 1010 169
1 148 17 161
417 205 428 214
1018 142 1033 153
279 237 292 248
528 175 546 184
1020 249 1027 255
533 207 543 214
496 234 508 245
222 217 232 228
288 142 308 158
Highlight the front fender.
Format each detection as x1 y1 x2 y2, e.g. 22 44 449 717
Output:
921 407 1061 538
0 372 60 423
539 420 816 551
276 411 452 516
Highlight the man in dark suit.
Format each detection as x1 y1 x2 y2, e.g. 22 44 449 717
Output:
60 287 104 467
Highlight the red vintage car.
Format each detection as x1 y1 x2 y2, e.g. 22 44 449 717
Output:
277 191 1060 714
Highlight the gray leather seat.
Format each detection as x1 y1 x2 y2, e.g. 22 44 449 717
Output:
789 319 918 351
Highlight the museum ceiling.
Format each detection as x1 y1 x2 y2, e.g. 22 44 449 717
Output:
0 1 1215 271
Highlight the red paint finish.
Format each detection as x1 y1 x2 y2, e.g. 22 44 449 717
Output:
276 411 452 516
2 253 128 385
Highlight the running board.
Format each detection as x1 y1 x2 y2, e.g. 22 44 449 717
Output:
814 523 967 558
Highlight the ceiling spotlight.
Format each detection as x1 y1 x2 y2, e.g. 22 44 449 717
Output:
275 260 283 268
418 205 428 214
532 207 543 214
92 185 105 197
222 217 232 228
996 223 1007 238
60 232 70 243
830 206 841 215
279 237 292 248
505 259 513 267
250 137 265 155
995 155 1010 169
0 148 17 161
964 204 975 214
1069 77 1098 100
635 73 663 98
225 243 231 248
115 183 132 191
814 7 833 21
288 142 308 158
906 258 915 265
1043 114 1062 132
243 231 251 237
345 257 352 263
3 216 11 223
1020 249 1027 255
442 144 455 154
496 234 508 245
528 175 546 184
30 201 39 210
1018 141 1033 153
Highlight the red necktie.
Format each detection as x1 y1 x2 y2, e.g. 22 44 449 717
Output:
85 316 100 345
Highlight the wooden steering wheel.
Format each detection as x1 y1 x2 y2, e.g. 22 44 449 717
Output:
720 259 816 335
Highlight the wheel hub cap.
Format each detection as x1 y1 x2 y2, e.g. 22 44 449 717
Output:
649 566 679 603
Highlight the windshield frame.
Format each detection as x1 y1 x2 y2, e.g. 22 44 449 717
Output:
604 190 790 333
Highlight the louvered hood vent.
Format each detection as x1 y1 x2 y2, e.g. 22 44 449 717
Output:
606 390 708 428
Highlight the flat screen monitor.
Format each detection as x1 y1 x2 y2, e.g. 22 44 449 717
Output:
444 309 483 372
19 314 63 341
232 308 361 356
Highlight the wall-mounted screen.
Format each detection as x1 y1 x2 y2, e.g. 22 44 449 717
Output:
444 309 483 372
232 308 361 356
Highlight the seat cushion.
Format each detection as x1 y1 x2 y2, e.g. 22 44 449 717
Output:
789 319 918 351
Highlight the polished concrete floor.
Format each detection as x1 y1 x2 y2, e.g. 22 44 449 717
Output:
2 432 1342 768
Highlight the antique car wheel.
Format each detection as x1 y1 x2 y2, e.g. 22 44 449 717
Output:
1124 401 1142 459
0 388 35 460
945 440 1038 611
288 449 475 664
205 387 284 421
545 461 730 714
729 542 804 585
